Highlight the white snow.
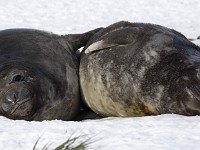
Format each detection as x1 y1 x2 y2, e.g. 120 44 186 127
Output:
0 0 200 149
1 115 200 150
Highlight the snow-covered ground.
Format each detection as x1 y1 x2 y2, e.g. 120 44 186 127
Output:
1 115 200 150
0 0 200 149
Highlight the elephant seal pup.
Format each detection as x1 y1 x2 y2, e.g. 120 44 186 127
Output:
80 21 200 117
0 28 101 121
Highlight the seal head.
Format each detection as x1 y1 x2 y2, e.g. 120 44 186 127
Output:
0 27 102 120
0 66 38 119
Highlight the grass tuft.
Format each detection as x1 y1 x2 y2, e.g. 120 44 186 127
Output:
55 136 85 150
33 135 87 150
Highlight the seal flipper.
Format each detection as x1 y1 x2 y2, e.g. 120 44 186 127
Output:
59 28 103 54
85 40 119 54
84 27 141 53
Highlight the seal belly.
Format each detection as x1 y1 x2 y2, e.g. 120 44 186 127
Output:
80 69 147 117
80 46 158 117
80 71 156 117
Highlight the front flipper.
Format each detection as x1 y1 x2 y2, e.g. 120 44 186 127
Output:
84 27 141 53
85 40 119 53
59 27 103 54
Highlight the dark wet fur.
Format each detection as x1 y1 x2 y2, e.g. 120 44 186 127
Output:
0 28 102 121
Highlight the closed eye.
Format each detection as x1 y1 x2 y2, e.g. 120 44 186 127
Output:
13 75 24 82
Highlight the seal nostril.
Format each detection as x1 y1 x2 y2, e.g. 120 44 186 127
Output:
13 93 17 100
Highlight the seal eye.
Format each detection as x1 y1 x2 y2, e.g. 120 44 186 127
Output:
13 75 24 82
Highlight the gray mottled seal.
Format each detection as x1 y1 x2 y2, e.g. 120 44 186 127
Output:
80 21 200 117
0 28 101 121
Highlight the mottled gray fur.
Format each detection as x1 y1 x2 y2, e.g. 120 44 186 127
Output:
80 21 200 117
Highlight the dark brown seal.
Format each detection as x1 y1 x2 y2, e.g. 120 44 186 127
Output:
80 21 200 117
0 28 101 121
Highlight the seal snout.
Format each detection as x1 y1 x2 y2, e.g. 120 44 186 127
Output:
2 86 34 116
6 87 33 106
